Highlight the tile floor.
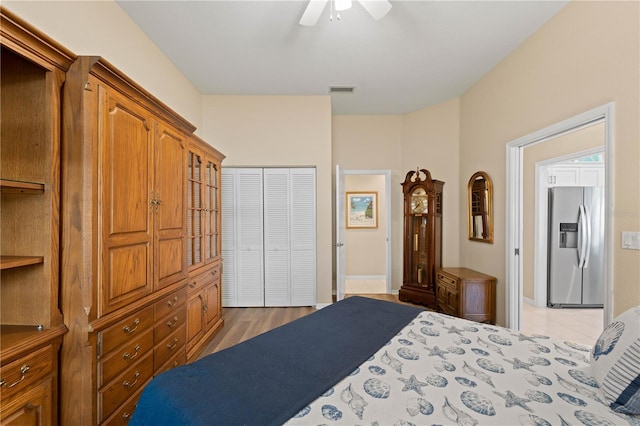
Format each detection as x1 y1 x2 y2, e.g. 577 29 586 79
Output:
346 279 602 346
520 302 603 346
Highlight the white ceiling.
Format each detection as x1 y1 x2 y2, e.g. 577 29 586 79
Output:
116 0 569 115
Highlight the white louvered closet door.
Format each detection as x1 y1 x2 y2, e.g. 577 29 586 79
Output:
223 167 316 307
289 168 316 306
263 169 291 306
222 168 264 307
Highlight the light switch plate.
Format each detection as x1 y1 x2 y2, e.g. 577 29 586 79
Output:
622 231 640 250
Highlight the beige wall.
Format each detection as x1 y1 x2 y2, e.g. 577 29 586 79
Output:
345 175 386 277
460 1 640 324
522 123 605 301
401 98 461 269
332 115 404 288
200 95 333 304
332 100 461 292
4 1 203 129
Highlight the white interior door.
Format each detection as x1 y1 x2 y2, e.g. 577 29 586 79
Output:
335 165 346 301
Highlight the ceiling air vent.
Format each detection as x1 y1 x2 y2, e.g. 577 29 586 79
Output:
329 86 355 94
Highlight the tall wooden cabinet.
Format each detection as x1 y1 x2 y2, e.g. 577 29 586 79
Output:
185 136 225 360
60 57 224 424
0 9 74 425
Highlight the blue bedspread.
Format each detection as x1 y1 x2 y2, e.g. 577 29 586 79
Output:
130 296 423 425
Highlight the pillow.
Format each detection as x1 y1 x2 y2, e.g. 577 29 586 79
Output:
590 305 640 415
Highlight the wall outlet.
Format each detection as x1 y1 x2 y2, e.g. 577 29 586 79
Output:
621 231 640 250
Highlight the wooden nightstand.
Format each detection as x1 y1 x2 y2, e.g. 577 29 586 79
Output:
436 268 496 324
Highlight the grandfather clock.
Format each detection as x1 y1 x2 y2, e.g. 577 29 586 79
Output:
399 168 444 308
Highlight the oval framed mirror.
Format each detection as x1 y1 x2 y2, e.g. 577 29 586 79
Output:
467 171 493 243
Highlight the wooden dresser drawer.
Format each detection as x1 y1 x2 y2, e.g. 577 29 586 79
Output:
155 308 187 343
155 349 186 377
187 264 220 295
154 287 187 320
0 344 53 401
436 271 458 290
99 306 154 357
101 387 144 426
154 325 186 370
435 268 496 324
97 328 154 388
98 351 154 424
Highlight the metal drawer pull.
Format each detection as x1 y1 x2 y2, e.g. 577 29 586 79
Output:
167 338 179 350
122 371 140 389
123 412 131 420
123 345 141 361
123 318 140 334
0 365 30 388
166 316 179 328
166 296 179 308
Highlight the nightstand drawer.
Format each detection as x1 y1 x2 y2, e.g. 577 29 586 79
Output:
437 272 458 290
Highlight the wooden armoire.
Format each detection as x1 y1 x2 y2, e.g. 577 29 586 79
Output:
0 9 75 424
60 58 225 424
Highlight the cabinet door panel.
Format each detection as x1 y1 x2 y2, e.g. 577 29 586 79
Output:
186 150 203 268
100 87 153 315
0 379 51 426
186 292 205 351
155 122 187 288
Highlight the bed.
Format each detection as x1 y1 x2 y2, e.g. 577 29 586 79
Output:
130 296 640 426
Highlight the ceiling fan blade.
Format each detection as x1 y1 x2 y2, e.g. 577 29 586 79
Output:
357 0 392 20
300 0 329 26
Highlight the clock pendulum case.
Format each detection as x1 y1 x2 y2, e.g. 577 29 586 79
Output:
399 168 444 309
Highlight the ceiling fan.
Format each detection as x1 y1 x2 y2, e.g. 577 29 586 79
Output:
299 0 392 26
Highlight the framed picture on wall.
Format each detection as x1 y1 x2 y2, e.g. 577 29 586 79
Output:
346 192 378 228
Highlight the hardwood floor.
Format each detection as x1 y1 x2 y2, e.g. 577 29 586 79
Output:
198 294 413 358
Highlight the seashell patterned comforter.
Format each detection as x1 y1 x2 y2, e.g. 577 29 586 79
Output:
285 310 639 426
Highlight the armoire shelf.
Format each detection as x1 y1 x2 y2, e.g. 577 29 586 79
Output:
0 178 45 194
0 256 45 270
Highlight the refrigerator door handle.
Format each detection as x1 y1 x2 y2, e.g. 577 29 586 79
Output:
583 206 592 268
578 205 587 268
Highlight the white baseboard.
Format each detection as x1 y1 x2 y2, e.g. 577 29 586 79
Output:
346 275 386 281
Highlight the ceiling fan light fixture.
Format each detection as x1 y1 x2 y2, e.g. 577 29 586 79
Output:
335 0 352 11
299 0 391 26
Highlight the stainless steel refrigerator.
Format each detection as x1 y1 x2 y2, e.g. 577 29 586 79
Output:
547 186 604 308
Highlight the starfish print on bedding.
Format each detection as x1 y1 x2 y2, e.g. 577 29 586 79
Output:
493 390 533 412
443 325 465 335
398 375 428 396
504 357 535 371
512 333 539 343
425 345 449 359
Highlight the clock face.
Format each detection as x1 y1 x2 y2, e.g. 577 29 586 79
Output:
410 188 428 213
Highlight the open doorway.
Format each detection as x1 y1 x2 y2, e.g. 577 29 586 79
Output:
506 103 614 335
522 137 606 345
339 169 392 296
